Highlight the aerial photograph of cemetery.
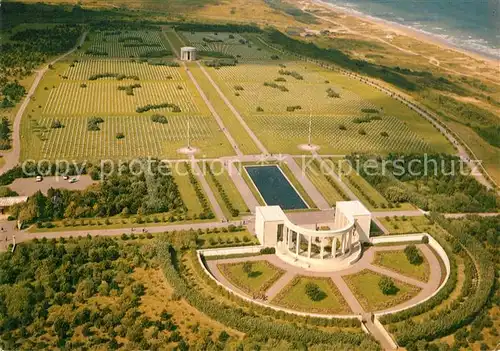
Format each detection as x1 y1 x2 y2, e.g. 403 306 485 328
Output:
0 0 498 350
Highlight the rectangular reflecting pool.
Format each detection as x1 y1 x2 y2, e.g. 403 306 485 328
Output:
244 165 308 210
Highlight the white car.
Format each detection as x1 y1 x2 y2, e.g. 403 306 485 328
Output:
35 176 43 182
69 177 78 183
62 175 69 180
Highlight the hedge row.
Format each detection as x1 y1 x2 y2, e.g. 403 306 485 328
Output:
312 159 350 200
184 163 214 219
156 242 380 349
206 166 243 217
173 23 262 33
136 102 180 113
392 214 495 345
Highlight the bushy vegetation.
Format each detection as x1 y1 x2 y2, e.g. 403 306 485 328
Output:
87 116 104 131
326 87 340 98
150 114 168 124
136 102 181 113
404 244 423 265
352 115 382 123
278 69 303 80
118 83 141 95
206 166 240 217
50 119 63 129
139 49 171 58
263 81 288 92
88 73 139 81
286 105 302 112
0 117 11 150
0 236 190 350
84 49 108 56
350 154 499 212
305 282 326 301
183 163 214 219
148 60 180 67
388 213 495 346
378 276 398 295
9 160 186 225
204 58 237 68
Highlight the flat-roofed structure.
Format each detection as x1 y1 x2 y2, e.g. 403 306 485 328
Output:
255 201 371 271
180 47 197 61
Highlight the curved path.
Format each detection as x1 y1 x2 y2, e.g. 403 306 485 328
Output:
207 244 441 350
0 31 88 175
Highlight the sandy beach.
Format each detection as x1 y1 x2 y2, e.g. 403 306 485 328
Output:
308 0 499 66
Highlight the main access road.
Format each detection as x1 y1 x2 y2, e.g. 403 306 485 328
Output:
0 31 88 175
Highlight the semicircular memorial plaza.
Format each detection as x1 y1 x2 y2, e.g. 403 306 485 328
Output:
199 200 449 319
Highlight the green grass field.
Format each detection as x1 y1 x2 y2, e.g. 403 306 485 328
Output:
186 62 261 155
343 269 421 311
179 31 274 61
374 249 430 282
272 276 351 314
328 157 415 211
80 30 172 58
303 157 348 206
20 52 234 160
178 29 454 155
218 260 285 294
379 216 433 234
172 162 208 216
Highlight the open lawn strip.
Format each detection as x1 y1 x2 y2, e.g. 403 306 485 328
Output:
328 158 390 209
342 270 421 311
205 165 241 217
184 162 214 219
311 159 350 201
272 276 350 314
217 260 286 297
157 245 378 349
373 248 431 282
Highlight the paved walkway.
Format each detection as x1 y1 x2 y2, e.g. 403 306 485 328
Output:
195 61 269 155
191 157 226 221
207 243 441 350
284 155 330 210
163 30 242 157
0 31 88 174
207 243 441 313
311 151 359 201
0 220 244 252
224 162 260 213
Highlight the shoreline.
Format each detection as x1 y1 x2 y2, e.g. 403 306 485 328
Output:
310 0 499 65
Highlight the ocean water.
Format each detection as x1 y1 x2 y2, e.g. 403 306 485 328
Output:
324 0 500 59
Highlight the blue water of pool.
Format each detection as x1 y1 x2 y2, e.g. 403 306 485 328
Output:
245 165 308 210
